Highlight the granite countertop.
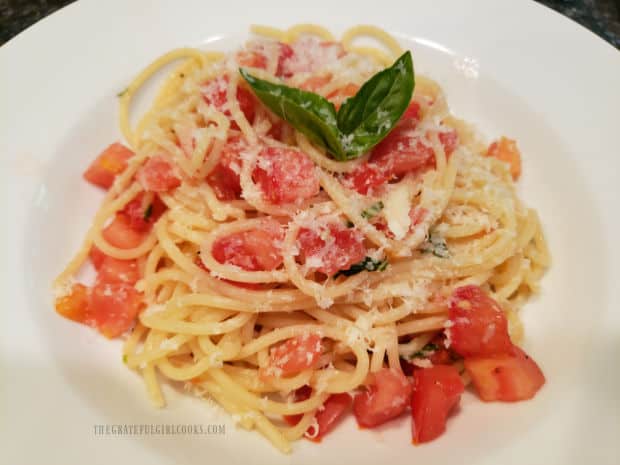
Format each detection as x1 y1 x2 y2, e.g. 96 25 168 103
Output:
1 0 619 47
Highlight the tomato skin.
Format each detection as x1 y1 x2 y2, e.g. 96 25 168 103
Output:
264 333 322 377
136 156 181 192
102 214 149 249
97 257 140 285
297 223 367 276
448 285 513 358
464 346 545 402
206 137 245 200
55 283 91 324
307 393 352 442
211 220 284 271
353 369 412 428
202 76 256 124
89 280 143 338
487 137 521 180
283 387 351 441
343 161 389 195
275 42 295 77
89 246 107 270
283 386 313 426
83 143 134 189
252 146 320 205
411 365 464 444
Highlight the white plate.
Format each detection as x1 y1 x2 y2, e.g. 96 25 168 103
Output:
1 0 619 464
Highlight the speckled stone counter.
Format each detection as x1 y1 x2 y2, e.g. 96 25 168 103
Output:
1 0 618 47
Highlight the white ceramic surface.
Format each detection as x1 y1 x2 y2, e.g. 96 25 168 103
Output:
1 0 619 464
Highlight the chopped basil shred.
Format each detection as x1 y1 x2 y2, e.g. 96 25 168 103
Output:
420 229 450 258
361 201 384 219
411 343 439 359
335 256 388 278
239 51 414 160
117 88 128 98
143 203 153 221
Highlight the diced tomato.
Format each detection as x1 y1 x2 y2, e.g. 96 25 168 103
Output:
342 163 389 195
206 136 245 200
236 50 268 69
83 143 134 189
307 393 352 442
102 214 149 249
411 365 464 444
202 75 256 124
136 156 181 192
212 219 284 271
89 246 107 270
89 279 143 338
279 38 346 76
55 283 91 324
300 74 332 92
486 137 522 180
283 387 352 441
464 345 545 402
438 129 459 155
264 333 322 377
275 42 295 77
283 385 313 426
297 222 367 276
353 368 412 428
97 257 140 285
121 193 167 232
402 101 421 120
252 146 320 204
448 285 513 357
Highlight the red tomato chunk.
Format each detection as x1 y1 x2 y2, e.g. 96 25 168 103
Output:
252 146 320 204
447 285 513 357
411 365 464 444
136 156 181 192
353 368 412 428
206 137 245 201
464 346 545 402
297 223 366 276
212 220 284 271
265 333 322 377
83 142 134 189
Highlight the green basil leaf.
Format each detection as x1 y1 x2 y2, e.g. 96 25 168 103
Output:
411 343 439 359
337 51 414 157
420 229 450 258
239 69 345 159
334 256 388 278
361 201 384 220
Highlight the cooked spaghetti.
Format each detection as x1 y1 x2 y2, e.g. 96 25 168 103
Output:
54 24 549 453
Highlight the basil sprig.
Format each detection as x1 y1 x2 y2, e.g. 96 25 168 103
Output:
239 51 414 160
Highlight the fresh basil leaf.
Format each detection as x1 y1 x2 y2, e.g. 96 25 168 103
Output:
420 229 450 258
143 203 153 221
337 51 414 157
239 69 345 158
361 201 384 220
334 256 388 278
411 343 439 359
